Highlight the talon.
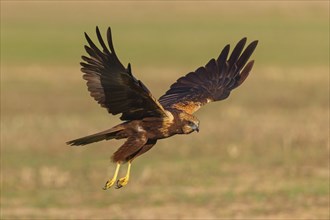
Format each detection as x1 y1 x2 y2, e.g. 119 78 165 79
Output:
103 163 120 190
115 180 123 189
103 179 115 190
115 176 129 189
115 161 132 189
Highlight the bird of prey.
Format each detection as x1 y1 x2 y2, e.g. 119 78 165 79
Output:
67 27 258 190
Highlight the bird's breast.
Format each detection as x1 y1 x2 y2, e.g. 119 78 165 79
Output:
141 118 181 139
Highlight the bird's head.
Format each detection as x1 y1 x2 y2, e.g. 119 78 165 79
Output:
182 114 200 134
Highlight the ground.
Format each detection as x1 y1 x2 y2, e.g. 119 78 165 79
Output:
1 1 329 219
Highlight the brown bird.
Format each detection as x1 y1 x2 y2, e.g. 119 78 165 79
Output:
67 27 258 189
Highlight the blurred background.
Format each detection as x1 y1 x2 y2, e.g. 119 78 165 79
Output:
1 1 329 219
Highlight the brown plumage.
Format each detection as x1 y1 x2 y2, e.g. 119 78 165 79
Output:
66 27 258 189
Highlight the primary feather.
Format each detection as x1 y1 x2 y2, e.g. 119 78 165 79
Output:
159 38 258 114
81 27 168 121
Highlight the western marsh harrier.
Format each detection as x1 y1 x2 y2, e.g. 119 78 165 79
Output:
67 27 258 189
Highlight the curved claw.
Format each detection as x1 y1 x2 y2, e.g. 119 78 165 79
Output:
103 179 116 190
103 163 121 190
115 177 129 189
115 180 123 189
115 162 131 189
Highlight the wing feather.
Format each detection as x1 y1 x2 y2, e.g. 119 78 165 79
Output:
81 27 168 120
159 38 258 114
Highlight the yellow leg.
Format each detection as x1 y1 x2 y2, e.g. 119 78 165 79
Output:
103 163 120 190
116 161 132 189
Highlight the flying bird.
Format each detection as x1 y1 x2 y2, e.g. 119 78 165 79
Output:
67 27 258 189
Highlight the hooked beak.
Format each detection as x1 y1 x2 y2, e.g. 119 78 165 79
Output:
192 124 199 133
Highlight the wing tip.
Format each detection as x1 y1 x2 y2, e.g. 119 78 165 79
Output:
106 26 115 53
237 37 247 47
95 26 101 38
237 60 255 86
240 37 258 46
127 63 132 74
248 40 259 50
84 32 90 40
239 37 247 44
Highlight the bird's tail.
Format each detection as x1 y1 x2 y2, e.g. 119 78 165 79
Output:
66 125 125 146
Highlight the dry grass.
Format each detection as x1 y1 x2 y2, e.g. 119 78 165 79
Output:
1 65 328 219
1 1 329 219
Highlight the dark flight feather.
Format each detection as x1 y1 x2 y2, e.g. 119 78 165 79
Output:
159 38 258 114
81 27 168 120
66 127 124 146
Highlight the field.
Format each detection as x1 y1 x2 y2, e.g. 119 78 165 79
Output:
1 1 329 219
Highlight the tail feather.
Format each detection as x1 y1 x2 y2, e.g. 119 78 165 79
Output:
66 127 123 146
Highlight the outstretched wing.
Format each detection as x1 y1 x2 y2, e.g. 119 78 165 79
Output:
81 27 168 121
159 38 258 114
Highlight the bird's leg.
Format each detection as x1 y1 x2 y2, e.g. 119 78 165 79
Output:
116 161 132 189
103 163 120 190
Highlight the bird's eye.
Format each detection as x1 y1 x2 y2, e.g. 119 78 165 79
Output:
188 121 195 127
